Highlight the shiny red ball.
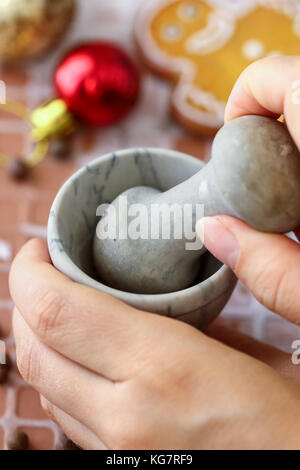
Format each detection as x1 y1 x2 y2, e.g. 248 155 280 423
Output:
55 42 140 127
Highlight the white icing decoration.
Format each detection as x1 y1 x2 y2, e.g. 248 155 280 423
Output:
185 12 235 55
242 39 266 60
0 240 12 262
293 20 300 37
208 0 256 16
161 23 182 41
173 81 225 128
188 86 225 119
257 0 300 18
177 2 199 21
184 5 197 17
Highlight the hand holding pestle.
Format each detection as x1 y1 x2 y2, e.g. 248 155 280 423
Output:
93 115 300 295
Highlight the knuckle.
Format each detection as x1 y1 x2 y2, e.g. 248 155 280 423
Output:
16 343 40 384
253 265 290 314
269 270 291 314
31 286 67 338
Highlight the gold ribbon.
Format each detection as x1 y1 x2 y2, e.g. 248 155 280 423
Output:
0 98 77 168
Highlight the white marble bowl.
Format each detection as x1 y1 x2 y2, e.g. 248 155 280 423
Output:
47 148 236 329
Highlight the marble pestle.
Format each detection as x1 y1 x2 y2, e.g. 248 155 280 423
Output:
93 115 300 295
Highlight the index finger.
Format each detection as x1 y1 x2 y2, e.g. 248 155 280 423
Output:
225 55 300 149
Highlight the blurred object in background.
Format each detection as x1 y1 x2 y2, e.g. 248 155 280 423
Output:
55 42 140 127
0 0 76 63
135 0 300 134
0 41 140 181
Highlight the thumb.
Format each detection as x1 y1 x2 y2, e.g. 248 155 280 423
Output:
196 216 300 324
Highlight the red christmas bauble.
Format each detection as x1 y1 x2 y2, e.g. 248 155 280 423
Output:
55 42 140 127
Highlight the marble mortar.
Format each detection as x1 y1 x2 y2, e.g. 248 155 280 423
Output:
48 148 237 330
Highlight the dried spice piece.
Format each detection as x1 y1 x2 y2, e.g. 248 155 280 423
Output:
7 159 29 181
7 430 29 450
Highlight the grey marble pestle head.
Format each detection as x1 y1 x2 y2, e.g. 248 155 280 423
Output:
93 115 300 295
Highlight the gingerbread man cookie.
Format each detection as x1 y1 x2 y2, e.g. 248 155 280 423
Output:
135 0 300 134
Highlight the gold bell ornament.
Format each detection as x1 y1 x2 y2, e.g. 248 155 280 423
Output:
0 0 76 63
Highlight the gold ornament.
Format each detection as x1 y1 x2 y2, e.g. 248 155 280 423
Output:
0 0 76 63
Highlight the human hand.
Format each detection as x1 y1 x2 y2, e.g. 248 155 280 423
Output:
9 239 300 450
197 55 300 325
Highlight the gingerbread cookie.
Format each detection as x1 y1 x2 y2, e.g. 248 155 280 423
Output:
135 0 300 134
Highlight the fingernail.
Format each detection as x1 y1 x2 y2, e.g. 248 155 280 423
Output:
196 217 240 270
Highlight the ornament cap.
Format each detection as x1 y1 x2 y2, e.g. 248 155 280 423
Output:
31 99 77 142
